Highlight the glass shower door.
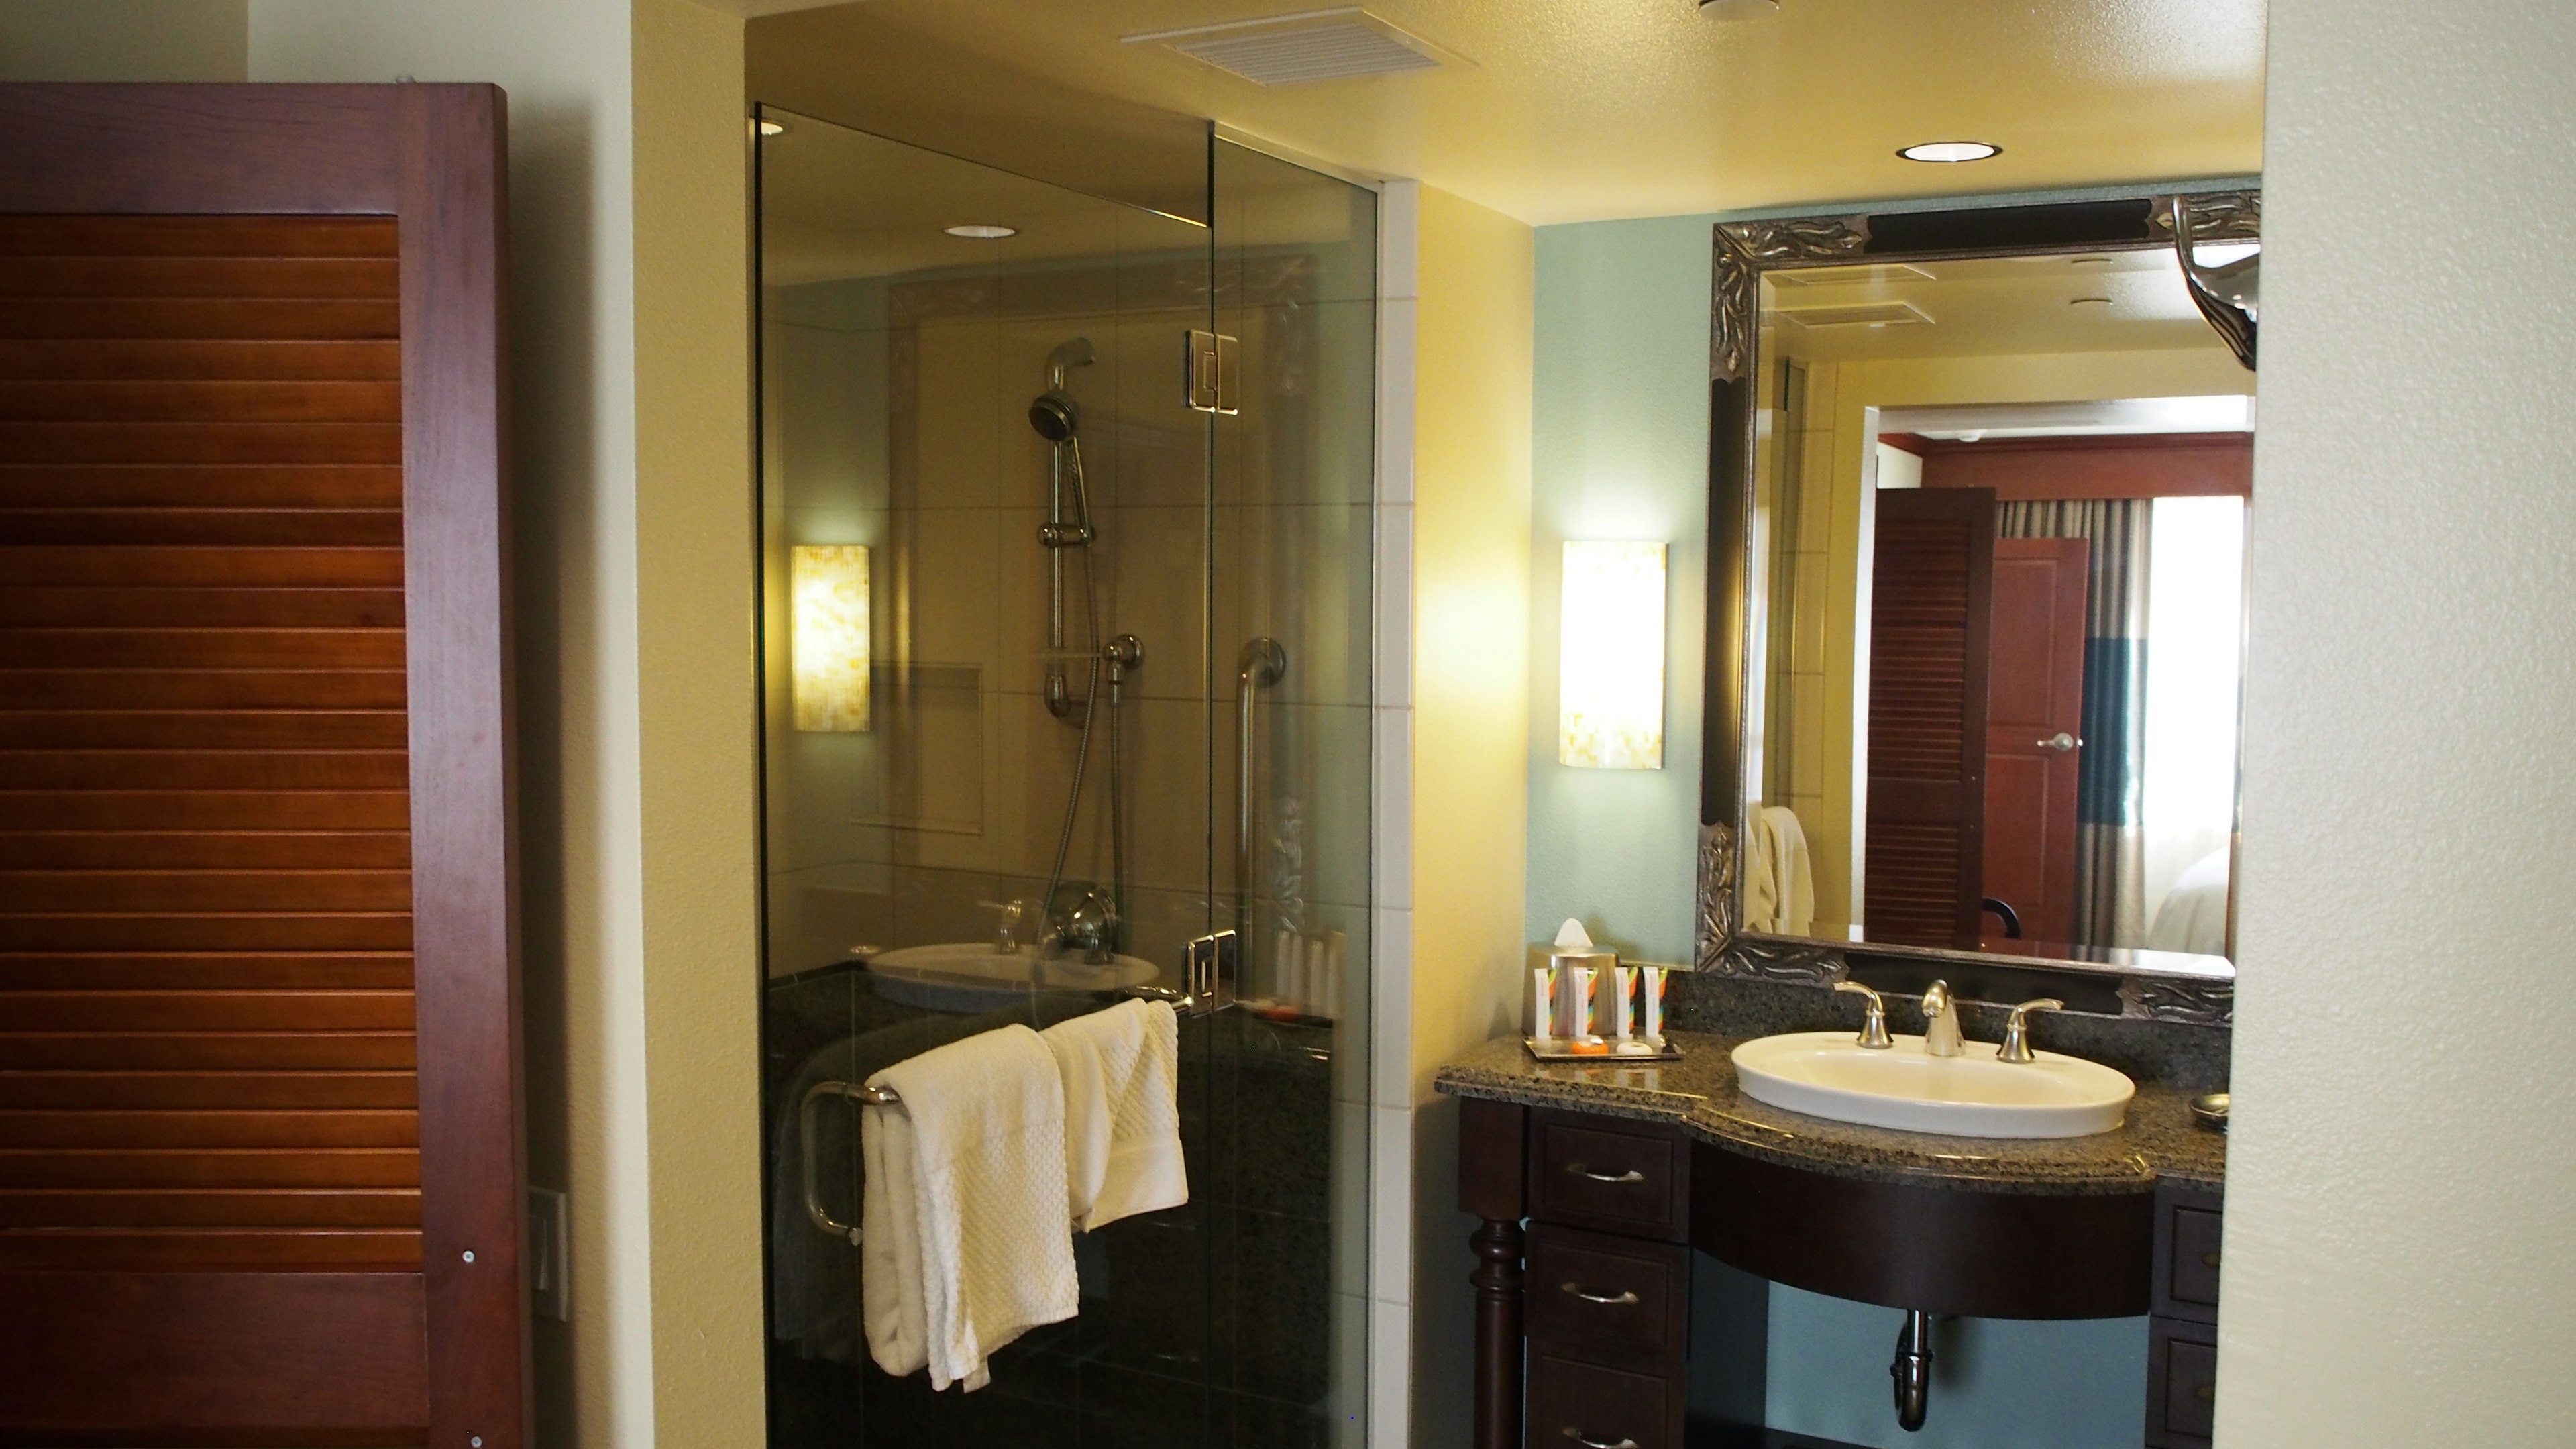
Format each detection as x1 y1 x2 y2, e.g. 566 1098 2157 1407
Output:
755 111 1374 1449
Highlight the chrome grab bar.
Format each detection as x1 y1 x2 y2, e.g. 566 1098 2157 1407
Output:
799 1078 900 1245
1235 638 1286 941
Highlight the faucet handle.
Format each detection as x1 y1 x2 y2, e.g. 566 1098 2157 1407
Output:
1996 998 2065 1063
1833 980 1894 1049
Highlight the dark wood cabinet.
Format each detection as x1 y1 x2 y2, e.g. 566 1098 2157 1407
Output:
1461 1097 2226 1449
2145 1183 2223 1446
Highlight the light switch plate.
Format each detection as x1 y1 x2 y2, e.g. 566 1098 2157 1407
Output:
527 1187 569 1322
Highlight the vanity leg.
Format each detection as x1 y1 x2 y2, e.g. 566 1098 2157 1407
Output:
1470 1216 1525 1449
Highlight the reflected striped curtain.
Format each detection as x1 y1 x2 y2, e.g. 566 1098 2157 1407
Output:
1998 500 2151 948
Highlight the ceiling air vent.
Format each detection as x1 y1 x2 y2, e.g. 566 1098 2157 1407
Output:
1124 7 1461 86
1773 301 1935 330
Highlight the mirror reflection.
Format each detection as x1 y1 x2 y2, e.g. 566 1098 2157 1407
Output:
1742 248 2251 965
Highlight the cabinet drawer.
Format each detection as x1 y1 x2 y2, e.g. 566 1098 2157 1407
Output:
2145 1320 2216 1447
2153 1183 2224 1323
2167 1208 2222 1308
1524 1224 1689 1364
1529 1112 1687 1240
1526 1348 1682 1449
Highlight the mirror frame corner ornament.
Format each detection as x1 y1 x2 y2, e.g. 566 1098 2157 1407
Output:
1694 189 2257 1025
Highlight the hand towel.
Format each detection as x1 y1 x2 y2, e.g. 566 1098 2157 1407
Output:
1041 999 1187 1232
860 1023 1077 1392
1740 808 1779 932
1761 805 1816 936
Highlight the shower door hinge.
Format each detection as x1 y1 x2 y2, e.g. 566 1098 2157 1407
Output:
1183 329 1238 415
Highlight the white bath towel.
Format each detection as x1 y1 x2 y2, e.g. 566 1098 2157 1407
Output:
1760 805 1816 936
860 1024 1078 1392
1041 999 1187 1232
1741 808 1779 932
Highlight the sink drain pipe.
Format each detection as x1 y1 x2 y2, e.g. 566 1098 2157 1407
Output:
1891 1310 1934 1432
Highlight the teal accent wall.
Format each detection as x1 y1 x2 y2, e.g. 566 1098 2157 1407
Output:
1527 215 2149 1448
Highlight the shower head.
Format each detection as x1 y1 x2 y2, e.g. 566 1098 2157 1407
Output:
1029 390 1079 443
1044 335 1095 392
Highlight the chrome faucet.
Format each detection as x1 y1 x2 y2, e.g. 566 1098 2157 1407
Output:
1919 980 1964 1058
988 898 1029 955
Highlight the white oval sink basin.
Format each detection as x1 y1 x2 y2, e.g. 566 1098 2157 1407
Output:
1731 1032 2135 1139
864 943 1159 1014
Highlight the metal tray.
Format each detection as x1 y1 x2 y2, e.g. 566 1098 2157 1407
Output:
1523 1036 1682 1063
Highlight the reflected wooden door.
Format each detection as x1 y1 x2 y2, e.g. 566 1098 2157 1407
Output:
0 85 521 1448
1982 538 2089 950
1863 488 1994 951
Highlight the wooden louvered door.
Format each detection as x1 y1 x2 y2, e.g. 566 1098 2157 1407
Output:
1862 487 1995 950
0 86 521 1448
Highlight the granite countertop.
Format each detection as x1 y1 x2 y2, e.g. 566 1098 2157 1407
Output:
1434 1029 2226 1197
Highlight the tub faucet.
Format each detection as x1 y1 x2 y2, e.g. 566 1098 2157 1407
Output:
1043 881 1119 965
989 899 1028 955
1920 981 1964 1058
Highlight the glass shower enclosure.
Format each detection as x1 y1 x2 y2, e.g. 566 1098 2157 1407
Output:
755 110 1379 1449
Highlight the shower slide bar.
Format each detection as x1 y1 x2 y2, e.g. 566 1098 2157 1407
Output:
796 965 1232 1244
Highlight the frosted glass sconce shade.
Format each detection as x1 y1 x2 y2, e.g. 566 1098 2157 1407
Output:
1559 541 1666 769
792 544 871 732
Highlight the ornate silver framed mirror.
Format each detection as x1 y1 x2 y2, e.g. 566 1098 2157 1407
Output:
1695 191 2257 1024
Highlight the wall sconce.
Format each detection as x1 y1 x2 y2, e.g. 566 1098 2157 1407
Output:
1559 540 1666 769
791 544 870 732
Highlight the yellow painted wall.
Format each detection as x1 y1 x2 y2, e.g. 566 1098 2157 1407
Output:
0 0 244 79
1772 346 2252 932
1407 181 1534 1449
631 1 765 1443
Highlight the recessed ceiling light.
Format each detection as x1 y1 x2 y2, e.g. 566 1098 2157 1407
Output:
2070 296 2113 307
2069 256 2114 266
1898 140 2000 164
943 224 1018 240
757 118 786 137
1699 0 1780 18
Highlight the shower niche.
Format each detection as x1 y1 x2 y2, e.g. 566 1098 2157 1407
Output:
756 110 1380 1448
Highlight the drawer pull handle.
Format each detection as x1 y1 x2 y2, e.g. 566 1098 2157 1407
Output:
2200 1250 2221 1270
2195 1384 2216 1404
1560 1281 1640 1307
1566 1163 1646 1184
1562 1431 1639 1449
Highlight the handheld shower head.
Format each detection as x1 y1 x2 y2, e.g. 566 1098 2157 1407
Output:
1029 390 1079 443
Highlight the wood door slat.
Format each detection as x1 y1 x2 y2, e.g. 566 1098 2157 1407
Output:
0 297 400 339
0 509 405 547
0 992 415 1033
0 915 414 952
0 257 399 299
0 951 413 989
0 545 400 586
0 1228 423 1271
0 833 411 870
0 629 403 669
0 712 409 749
0 464 402 506
0 1032 417 1071
0 421 402 464
0 791 409 829
0 215 402 258
0 1148 421 1189
0 671 407 710
0 751 407 791
0 870 413 912
0 339 402 382
0 1071 417 1109
0 586 405 627
0 380 400 421
0 1110 417 1150
0 1187 420 1228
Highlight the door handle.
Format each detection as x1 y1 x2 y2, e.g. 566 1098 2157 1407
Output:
2037 731 2079 752
1560 1282 1640 1307
1562 1431 1639 1449
1566 1163 1645 1184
